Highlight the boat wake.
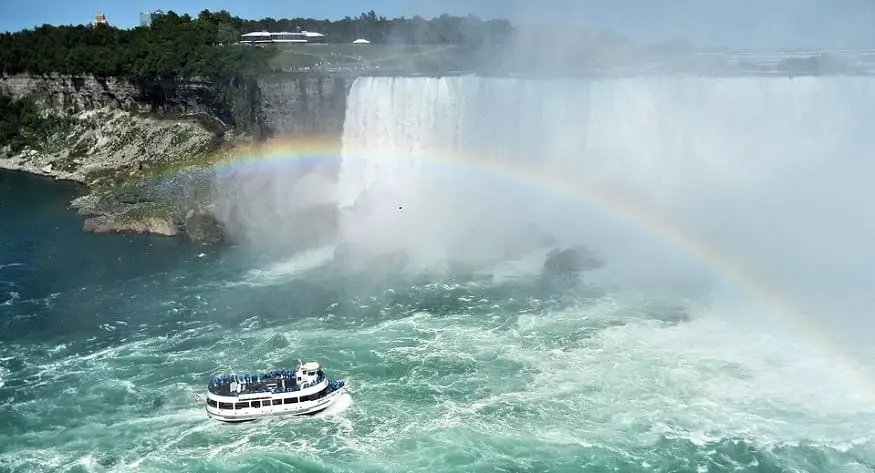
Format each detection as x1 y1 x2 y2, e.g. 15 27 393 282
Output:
316 391 354 418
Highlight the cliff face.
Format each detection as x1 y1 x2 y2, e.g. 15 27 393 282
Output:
0 74 221 120
0 72 357 243
0 72 356 140
257 75 353 139
0 107 216 183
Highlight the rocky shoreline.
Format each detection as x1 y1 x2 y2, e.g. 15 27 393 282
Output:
0 73 354 245
0 106 232 243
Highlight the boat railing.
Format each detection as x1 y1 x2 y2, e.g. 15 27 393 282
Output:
208 371 327 397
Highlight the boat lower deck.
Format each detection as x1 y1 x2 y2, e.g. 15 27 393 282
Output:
205 386 344 423
207 404 333 423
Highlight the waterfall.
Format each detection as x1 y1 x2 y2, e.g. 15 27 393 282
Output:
337 75 875 299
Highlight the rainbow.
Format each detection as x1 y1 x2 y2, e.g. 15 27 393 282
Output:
208 136 873 395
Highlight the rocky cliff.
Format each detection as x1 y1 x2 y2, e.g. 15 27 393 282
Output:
0 73 356 243
257 75 352 138
0 74 219 117
0 72 356 143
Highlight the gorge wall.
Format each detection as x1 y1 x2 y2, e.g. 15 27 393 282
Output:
0 74 218 117
0 73 356 243
0 73 355 138
256 75 352 138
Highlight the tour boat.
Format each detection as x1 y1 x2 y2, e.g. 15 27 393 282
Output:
202 360 346 423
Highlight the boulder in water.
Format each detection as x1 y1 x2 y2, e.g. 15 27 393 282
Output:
543 246 605 274
183 213 225 245
83 215 178 236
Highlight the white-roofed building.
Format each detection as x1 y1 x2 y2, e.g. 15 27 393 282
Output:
239 30 327 44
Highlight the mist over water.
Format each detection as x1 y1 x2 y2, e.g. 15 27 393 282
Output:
212 74 875 341
162 71 875 471
5 3 875 469
339 75 875 311
211 155 341 254
7 73 875 471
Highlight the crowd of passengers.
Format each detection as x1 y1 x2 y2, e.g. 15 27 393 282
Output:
208 369 326 396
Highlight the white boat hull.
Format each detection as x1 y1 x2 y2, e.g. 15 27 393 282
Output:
205 386 345 423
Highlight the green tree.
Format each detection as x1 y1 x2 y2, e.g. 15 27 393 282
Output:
0 10 514 78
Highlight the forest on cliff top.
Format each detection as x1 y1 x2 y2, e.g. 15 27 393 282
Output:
0 10 515 79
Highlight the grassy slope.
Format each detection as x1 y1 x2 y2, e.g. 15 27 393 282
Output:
267 43 463 70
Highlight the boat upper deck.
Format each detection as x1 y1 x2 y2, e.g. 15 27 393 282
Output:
208 369 326 397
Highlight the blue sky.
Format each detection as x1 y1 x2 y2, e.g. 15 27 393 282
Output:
1 0 874 49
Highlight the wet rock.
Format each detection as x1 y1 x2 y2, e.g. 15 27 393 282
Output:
83 215 178 236
183 213 225 245
70 194 102 216
543 246 605 274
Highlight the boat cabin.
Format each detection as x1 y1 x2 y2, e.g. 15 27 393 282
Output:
297 361 323 386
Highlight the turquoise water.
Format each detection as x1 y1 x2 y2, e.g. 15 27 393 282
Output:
3 169 875 473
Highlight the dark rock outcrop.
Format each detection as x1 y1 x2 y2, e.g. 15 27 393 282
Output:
183 212 225 245
543 246 605 274
83 215 178 236
257 75 354 138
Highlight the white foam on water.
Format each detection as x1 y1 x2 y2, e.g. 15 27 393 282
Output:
3 284 875 472
2 290 19 306
334 298 875 467
227 245 337 288
7 74 875 472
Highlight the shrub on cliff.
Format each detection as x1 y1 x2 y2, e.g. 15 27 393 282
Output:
0 95 69 153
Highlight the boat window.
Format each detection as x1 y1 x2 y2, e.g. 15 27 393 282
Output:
272 399 282 406
234 402 249 409
283 397 298 404
251 401 261 408
218 402 233 410
206 398 218 407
